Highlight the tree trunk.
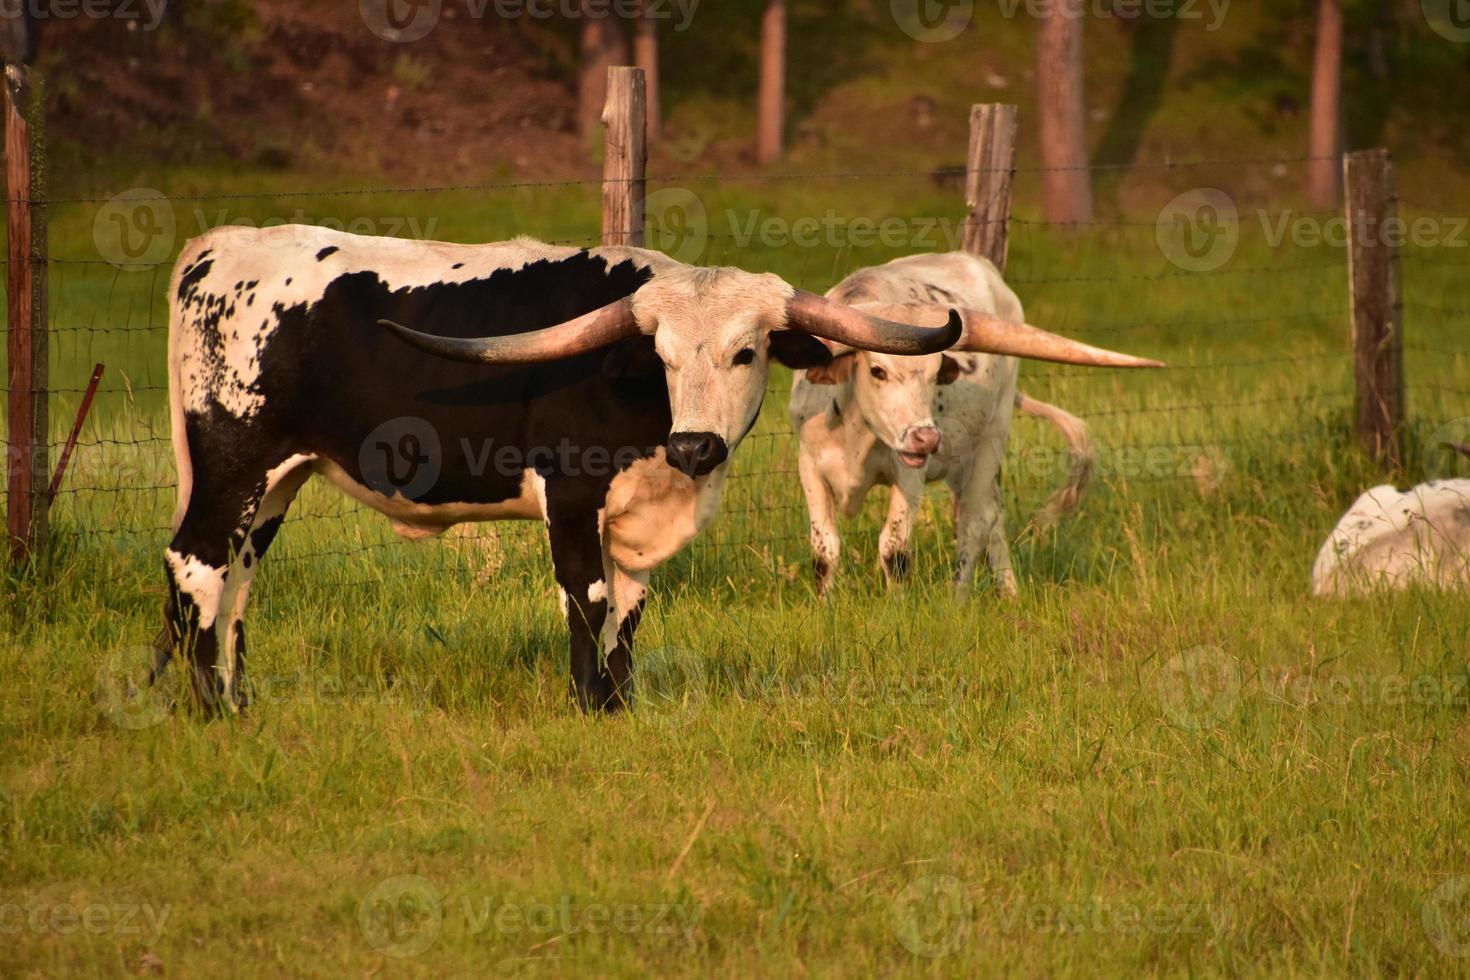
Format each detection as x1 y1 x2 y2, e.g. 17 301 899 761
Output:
757 0 786 165
579 5 628 145
1037 0 1093 225
634 2 659 141
1306 0 1344 208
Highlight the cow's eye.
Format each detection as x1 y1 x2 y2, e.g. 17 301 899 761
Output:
733 347 756 367
870 366 888 381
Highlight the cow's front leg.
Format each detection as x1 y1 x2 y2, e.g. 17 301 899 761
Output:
545 494 624 713
606 563 649 697
797 447 842 597
879 470 924 588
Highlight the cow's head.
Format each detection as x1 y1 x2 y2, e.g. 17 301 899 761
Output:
378 265 963 477
806 346 965 468
804 301 1164 469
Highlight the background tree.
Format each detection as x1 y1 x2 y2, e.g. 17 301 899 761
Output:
1306 0 1344 207
578 3 629 144
757 0 786 165
634 0 659 141
0 0 37 64
1037 0 1093 224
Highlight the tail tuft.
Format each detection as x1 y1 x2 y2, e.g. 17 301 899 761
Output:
1017 393 1093 526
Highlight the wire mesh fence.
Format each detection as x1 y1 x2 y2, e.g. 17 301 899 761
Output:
4 153 1469 602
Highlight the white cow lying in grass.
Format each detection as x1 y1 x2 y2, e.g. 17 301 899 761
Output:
1312 477 1470 596
789 252 1161 597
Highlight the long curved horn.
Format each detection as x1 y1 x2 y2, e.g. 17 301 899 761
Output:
785 290 961 355
379 297 640 365
955 309 1164 368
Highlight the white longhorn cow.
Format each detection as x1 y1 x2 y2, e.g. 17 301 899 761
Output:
789 252 1161 596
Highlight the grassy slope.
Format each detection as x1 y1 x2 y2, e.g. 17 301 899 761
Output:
5 5 1470 977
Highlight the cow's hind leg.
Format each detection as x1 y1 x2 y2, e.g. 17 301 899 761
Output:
160 455 310 714
163 527 248 714
952 433 1017 598
604 563 649 701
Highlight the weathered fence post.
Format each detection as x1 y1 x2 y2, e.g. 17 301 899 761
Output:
1343 148 1404 468
601 66 646 248
5 63 47 567
961 103 1017 271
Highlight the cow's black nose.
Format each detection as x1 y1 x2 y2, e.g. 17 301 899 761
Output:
665 431 729 477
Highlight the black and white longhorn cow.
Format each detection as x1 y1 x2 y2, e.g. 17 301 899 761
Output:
157 225 1151 713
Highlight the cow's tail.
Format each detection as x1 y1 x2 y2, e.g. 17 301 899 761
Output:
166 250 193 535
1016 392 1093 526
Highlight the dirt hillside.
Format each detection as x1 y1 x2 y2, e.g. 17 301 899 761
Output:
42 0 587 183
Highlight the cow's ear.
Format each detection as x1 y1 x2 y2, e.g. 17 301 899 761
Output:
602 336 662 380
938 354 963 386
803 352 857 386
768 330 834 370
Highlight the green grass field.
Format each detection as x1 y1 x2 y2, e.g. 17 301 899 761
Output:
3 162 1470 977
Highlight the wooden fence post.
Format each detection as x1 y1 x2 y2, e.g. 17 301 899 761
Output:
1344 148 1404 468
5 63 46 567
601 66 646 248
961 104 1017 270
